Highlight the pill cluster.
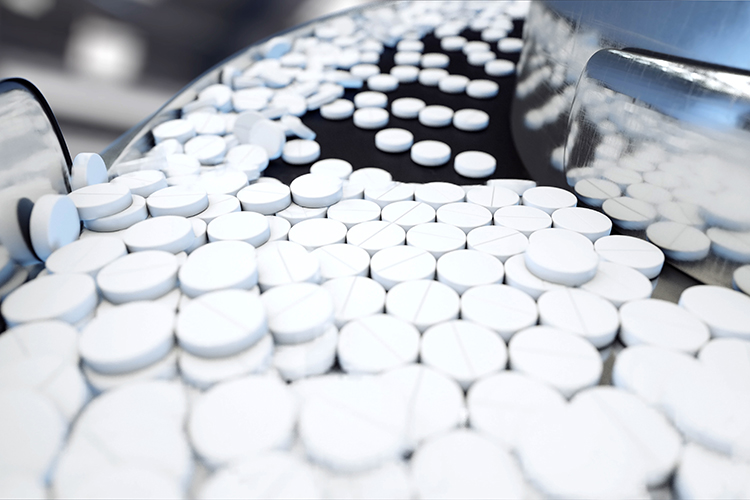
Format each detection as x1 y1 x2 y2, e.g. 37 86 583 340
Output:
1 1 750 499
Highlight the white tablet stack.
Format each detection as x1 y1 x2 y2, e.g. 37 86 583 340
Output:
1 1 750 499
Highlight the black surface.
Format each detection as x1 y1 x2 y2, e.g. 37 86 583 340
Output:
265 22 527 186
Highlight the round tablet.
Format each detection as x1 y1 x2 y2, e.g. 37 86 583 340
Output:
350 63 381 79
418 68 449 86
346 220 405 256
466 225 528 262
122 215 194 254
498 37 523 52
452 109 489 132
699 337 750 392
734 265 750 295
364 182 414 208
510 326 603 398
679 285 750 340
390 65 420 83
311 243 370 281
320 98 355 120
0 320 78 366
225 144 269 172
290 173 343 209
468 50 496 66
391 97 425 119
189 375 296 467
367 73 399 92
288 218 347 251
84 194 148 232
394 51 422 66
273 324 337 381
176 289 267 357
380 200 435 231
207 211 270 247
646 221 710 261
707 227 750 263
579 261 653 307
374 128 414 153
619 298 709 354
338 314 419 374
453 150 497 178
551 206 612 242
418 105 454 128
281 139 321 165
538 288 620 347
465 186 518 215
420 52 450 69
503 253 565 299
467 371 566 450
406 222 466 259
493 205 552 237
420 320 507 389
44 235 125 278
595 235 665 279
147 184 208 217
68 183 132 221
1 273 97 327
370 245 436 290
249 120 286 160
460 284 537 341
574 178 621 207
410 140 452 167
322 276 386 328
675 442 750 500
603 196 657 230
386 279 460 333
348 167 392 188
310 158 353 180
380 364 465 449
440 35 467 51
436 249 504 295
297 376 407 472
525 228 599 286
353 107 389 129
80 302 174 374
438 74 469 93
485 59 515 76
184 134 227 165
261 282 333 344
152 119 196 144
237 182 291 214
522 186 577 215
179 335 273 390
413 182 464 210
192 194 240 224
97 250 178 304
466 79 499 99
82 347 178 393
326 199 380 229
626 183 672 205
179 240 258 297
111 170 167 198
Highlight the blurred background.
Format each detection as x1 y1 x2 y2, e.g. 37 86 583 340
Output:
0 0 371 157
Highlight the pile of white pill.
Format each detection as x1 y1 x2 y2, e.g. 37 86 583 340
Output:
1 1 750 499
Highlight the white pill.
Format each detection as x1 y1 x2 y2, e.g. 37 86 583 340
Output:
264 215 290 244
348 167 392 188
237 182 291 214
346 221 405 256
322 275 385 329
320 98 355 120
310 158 352 180
288 218 347 251
0 389 65 483
186 111 226 135
280 114 315 140
146 184 208 218
232 111 266 144
370 245 436 290
198 168 248 197
276 203 327 225
226 144 270 173
437 249 503 295
290 173 343 208
84 194 147 232
466 79 499 99
734 264 750 295
675 443 750 500
466 225 527 262
418 105 454 128
394 51 421 66
551 206 611 242
410 140 452 167
353 107 389 129
538 288 620 348
192 194 240 224
350 63 380 79
364 182 414 209
522 186 577 215
468 50 496 66
418 68 449 86
79 301 173 374
460 284 538 341
249 120 286 160
626 182 672 205
274 325 337 382
436 202 492 234
438 74 468 93
619 298 709 354
503 253 565 299
189 375 296 468
493 205 552 236
463 41 491 54
646 221 710 261
679 285 750 340
699 337 750 392
467 371 566 450
257 240 320 290
411 429 524 500
453 150 496 178
381 200 435 231
176 289 266 357
391 97 426 119
419 52 449 69
421 320 507 390
326 199 380 229
338 314 419 374
68 183 132 221
152 119 195 144
122 216 194 253
82 345 177 392
281 139 321 165
440 35 467 51
97 250 178 304
406 222 466 259
707 227 750 263
380 364 465 449
487 178 537 196
374 128 414 153
574 178 621 207
390 64 420 83
184 134 227 165
603 196 657 230
0 320 78 365
71 152 108 190
397 39 423 52
27 194 79 262
525 228 598 286
386 279 460 333
179 335 273 390
297 376 407 473
413 182 465 210
207 211 270 247
485 58 515 76
452 108 490 132
1 273 97 327
367 73 399 92
579 261 653 307
179 240 258 297
465 186 518 214
311 243 370 281
595 235 665 279
510 326 603 398
263 281 333 343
